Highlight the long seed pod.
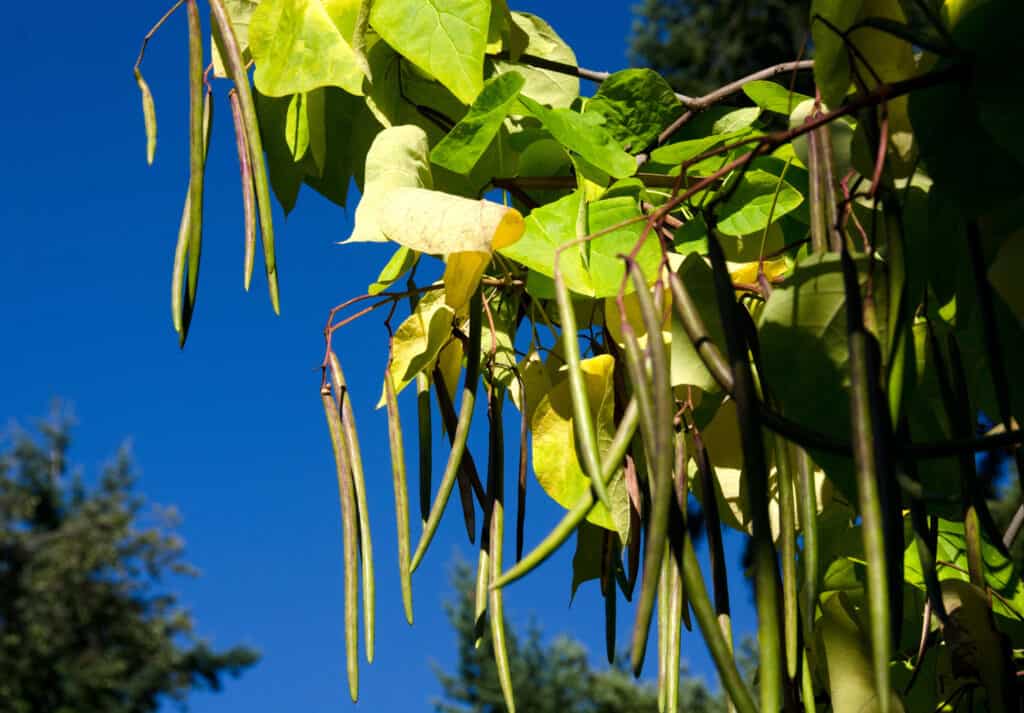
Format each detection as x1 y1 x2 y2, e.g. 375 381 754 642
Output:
620 322 657 462
625 450 643 599
673 427 692 632
680 535 757 713
434 367 487 507
774 432 799 681
806 125 827 254
474 546 490 647
666 545 683 713
602 530 617 665
227 89 257 291
487 391 516 713
628 264 674 677
411 291 483 572
516 375 528 562
185 0 204 312
553 267 614 514
384 367 414 625
416 373 432 526
793 444 820 639
801 649 816 713
493 398 639 590
840 247 894 713
209 0 279 314
434 368 480 542
172 86 212 344
657 549 669 713
134 67 157 165
706 224 781 712
692 429 733 656
321 385 360 702
329 352 376 663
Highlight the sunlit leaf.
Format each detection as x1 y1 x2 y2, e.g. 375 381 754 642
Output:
370 0 490 104
381 287 455 406
249 0 366 97
431 71 525 174
531 353 630 538
742 80 811 115
368 246 417 296
347 125 433 244
488 12 578 108
518 95 637 179
715 169 803 236
585 69 683 150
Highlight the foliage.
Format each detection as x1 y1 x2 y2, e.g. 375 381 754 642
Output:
0 411 258 713
435 563 742 713
138 0 1024 711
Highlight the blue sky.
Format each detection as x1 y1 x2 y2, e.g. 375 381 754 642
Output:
1 3 757 711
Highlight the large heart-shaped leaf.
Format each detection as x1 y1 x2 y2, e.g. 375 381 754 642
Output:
370 0 490 104
584 69 683 150
250 0 366 97
488 12 578 108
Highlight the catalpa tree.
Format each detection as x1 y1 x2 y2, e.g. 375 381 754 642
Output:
135 0 1024 710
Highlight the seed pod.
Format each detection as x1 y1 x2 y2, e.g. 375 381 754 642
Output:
209 0 279 313
134 67 157 165
185 0 204 312
628 263 673 678
330 352 376 663
692 428 733 651
487 391 515 713
321 385 360 702
227 89 257 291
416 373 432 527
411 291 483 572
553 267 613 514
384 368 414 625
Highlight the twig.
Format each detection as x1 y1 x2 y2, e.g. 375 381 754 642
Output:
134 0 186 70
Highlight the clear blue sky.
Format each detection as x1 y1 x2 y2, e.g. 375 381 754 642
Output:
1 4 757 711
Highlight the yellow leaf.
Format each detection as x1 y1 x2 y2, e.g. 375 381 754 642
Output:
531 354 630 537
377 287 454 407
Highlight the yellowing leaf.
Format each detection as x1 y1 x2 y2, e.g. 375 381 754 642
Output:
818 594 905 713
249 0 366 97
728 256 789 289
347 125 433 244
375 187 525 309
531 354 629 538
379 287 455 407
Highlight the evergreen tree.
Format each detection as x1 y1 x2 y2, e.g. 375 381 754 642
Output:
0 410 258 713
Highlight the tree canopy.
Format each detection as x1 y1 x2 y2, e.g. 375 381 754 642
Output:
0 411 258 712
136 1 1024 711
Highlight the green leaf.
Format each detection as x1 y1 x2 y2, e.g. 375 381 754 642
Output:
212 0 260 78
810 0 864 107
670 253 726 391
570 520 606 601
904 519 1024 622
347 125 433 244
254 90 306 213
742 80 811 115
758 254 858 497
586 197 660 298
584 69 683 150
370 0 490 104
500 191 591 294
712 106 761 135
498 191 655 298
988 229 1024 325
531 354 630 537
817 593 905 713
648 134 733 166
368 246 417 295
430 71 525 174
518 95 636 179
488 12 578 108
715 169 803 236
302 86 358 207
382 288 455 406
249 0 366 97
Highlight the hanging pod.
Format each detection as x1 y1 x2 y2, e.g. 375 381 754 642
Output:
384 367 414 625
320 385 360 702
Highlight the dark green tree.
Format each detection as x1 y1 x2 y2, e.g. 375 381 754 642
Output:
435 563 750 713
629 0 811 96
0 410 258 713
